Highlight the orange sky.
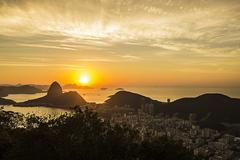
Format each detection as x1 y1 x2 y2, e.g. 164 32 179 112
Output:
0 0 240 87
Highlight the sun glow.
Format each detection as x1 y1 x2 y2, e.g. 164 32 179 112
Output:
79 74 90 85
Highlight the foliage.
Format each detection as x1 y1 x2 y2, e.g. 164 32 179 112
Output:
0 107 200 160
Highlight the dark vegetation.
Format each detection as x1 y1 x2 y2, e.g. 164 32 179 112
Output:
0 107 200 160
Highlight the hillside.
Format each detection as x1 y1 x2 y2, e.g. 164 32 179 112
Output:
15 81 87 108
0 85 44 97
0 97 16 105
105 91 240 131
105 91 162 110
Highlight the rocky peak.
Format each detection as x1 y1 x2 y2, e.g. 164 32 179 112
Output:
47 81 62 97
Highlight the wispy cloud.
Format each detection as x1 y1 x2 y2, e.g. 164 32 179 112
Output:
18 43 76 51
121 55 142 61
0 0 240 86
0 63 49 67
0 0 239 58
76 58 116 62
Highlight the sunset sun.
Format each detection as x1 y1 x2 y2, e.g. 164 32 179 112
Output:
79 74 90 85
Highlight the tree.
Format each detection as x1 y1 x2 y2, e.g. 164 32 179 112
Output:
0 107 200 160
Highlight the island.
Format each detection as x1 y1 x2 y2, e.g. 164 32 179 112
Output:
15 81 87 108
0 97 16 105
0 85 44 97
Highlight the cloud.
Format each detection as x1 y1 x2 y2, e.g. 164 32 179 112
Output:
121 55 142 61
1 0 239 45
76 58 116 62
18 43 77 51
0 62 49 67
0 62 86 71
0 0 240 77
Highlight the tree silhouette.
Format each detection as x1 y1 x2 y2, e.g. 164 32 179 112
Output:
0 107 200 160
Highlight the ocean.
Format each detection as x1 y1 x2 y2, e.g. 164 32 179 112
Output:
2 86 240 115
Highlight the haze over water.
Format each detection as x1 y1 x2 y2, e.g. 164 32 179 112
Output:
2 86 240 115
5 87 240 104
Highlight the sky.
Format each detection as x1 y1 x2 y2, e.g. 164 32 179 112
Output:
0 0 240 87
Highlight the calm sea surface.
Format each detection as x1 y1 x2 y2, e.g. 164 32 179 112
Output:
2 87 240 115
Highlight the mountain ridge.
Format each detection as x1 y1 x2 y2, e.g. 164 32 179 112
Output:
15 82 87 108
0 85 44 97
0 97 16 105
105 91 240 132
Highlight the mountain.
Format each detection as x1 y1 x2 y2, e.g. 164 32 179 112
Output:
105 91 240 132
15 81 87 108
29 84 50 91
0 91 8 97
0 97 16 105
105 91 162 110
160 93 240 124
0 85 44 97
47 81 62 97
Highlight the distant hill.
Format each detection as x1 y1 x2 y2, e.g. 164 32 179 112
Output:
0 91 8 97
160 93 240 124
29 84 50 91
0 97 16 105
16 81 87 108
105 91 162 110
0 85 44 97
105 91 240 132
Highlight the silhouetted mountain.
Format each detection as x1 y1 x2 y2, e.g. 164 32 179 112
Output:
0 91 8 97
29 84 50 91
0 97 16 105
0 85 43 97
105 91 162 110
47 81 62 97
105 91 240 132
160 93 240 124
15 82 87 108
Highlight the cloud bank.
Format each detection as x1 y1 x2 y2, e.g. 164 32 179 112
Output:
0 0 239 85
